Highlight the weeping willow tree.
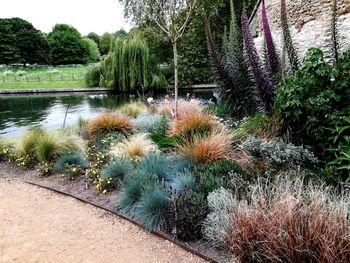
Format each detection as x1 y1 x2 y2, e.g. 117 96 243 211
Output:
111 36 151 92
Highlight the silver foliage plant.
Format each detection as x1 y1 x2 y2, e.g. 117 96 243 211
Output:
202 188 236 248
243 136 318 175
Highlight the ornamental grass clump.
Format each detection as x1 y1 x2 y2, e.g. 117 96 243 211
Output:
135 186 171 230
54 153 89 172
135 113 162 133
177 128 234 164
109 133 158 161
117 101 148 118
87 112 134 139
157 99 203 119
211 177 350 262
98 158 134 191
170 111 217 138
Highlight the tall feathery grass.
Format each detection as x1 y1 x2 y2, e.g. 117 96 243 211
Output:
177 128 234 164
87 113 134 139
16 128 85 163
157 99 203 119
117 101 148 118
109 133 158 161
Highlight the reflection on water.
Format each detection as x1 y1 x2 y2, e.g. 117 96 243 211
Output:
0 91 212 137
0 93 132 137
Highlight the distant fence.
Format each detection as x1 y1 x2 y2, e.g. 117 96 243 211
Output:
1 73 85 83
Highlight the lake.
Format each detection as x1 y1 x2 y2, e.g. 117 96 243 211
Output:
0 91 212 137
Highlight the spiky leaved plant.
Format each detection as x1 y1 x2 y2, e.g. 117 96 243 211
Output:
241 11 275 114
261 0 281 80
281 0 299 72
330 0 339 64
205 7 255 117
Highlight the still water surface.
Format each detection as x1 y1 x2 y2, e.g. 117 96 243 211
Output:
0 91 211 137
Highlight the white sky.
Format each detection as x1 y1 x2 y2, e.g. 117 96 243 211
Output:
0 0 132 36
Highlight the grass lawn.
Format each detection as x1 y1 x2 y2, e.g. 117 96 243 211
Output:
0 80 85 90
0 64 96 90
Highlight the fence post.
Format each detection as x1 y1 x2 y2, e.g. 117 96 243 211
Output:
2 76 4 83
14 75 17 81
49 74 52 82
37 76 40 82
26 76 28 82
61 75 63 81
72 74 75 81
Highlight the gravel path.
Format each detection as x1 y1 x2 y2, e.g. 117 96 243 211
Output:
0 179 205 263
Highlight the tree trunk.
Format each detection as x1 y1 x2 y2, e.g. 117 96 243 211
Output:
173 41 179 118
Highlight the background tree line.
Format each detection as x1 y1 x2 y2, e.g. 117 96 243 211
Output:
0 17 128 66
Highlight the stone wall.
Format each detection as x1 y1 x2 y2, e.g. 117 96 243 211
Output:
252 0 350 59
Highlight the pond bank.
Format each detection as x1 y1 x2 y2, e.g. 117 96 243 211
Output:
0 87 109 94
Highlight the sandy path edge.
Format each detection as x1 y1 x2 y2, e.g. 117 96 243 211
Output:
0 179 205 263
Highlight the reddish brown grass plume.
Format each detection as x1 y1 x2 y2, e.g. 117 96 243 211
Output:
223 177 350 263
170 111 217 138
87 113 135 139
177 128 234 164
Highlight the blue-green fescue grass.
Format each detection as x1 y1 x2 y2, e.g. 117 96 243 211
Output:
0 64 96 90
54 153 89 172
100 159 134 188
170 171 196 194
135 113 162 133
135 185 170 230
137 153 171 181
116 170 157 216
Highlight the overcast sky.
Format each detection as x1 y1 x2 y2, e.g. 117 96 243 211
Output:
0 0 132 35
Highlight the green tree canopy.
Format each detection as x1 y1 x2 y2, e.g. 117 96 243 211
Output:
87 32 100 46
99 32 112 55
83 38 101 62
47 24 89 65
0 18 49 65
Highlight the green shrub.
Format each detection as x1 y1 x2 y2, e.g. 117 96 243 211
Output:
275 49 350 163
85 65 101 87
95 132 124 151
167 160 247 241
243 136 318 176
328 117 350 180
37 161 53 176
150 73 168 89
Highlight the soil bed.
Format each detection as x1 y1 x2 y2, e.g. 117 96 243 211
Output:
0 161 232 263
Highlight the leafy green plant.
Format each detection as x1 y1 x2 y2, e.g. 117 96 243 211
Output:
243 136 318 176
275 49 350 164
35 133 60 163
328 117 350 180
37 161 53 176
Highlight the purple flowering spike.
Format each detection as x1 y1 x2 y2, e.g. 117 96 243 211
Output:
262 1 280 75
241 11 275 113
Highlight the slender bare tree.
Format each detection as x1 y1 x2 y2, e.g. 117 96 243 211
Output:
119 0 199 117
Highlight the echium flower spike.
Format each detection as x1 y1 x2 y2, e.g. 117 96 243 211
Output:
241 11 275 113
262 0 281 75
281 0 299 72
